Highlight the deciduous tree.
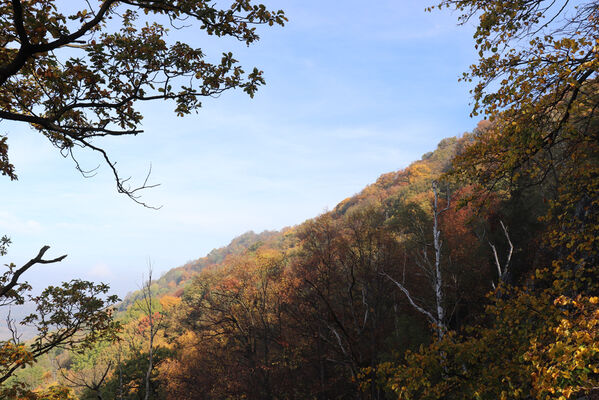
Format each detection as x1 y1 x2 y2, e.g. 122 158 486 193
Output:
0 245 119 399
436 0 599 271
0 0 286 203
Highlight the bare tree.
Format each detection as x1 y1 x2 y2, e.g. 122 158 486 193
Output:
58 357 113 400
489 220 514 287
382 181 450 339
138 265 164 400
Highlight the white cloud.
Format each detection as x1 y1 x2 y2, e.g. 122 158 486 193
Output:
0 212 44 235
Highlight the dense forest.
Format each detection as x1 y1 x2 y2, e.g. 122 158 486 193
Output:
1 0 598 399
7 125 599 399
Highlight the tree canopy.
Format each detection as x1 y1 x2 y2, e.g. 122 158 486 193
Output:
0 0 286 204
439 0 599 276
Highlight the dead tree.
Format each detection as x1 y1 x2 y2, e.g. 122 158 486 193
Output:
383 181 450 339
138 266 164 400
489 220 514 287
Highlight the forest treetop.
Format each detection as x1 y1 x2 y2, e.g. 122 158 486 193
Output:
433 1 598 213
432 0 598 119
0 0 286 205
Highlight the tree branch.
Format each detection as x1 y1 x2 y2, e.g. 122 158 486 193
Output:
11 0 29 46
0 246 66 299
0 0 118 85
380 271 438 326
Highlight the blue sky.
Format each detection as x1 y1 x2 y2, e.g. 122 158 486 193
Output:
0 0 478 297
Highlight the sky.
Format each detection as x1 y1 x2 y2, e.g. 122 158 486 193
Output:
0 0 478 298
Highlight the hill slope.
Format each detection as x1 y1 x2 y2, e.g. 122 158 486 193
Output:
125 135 466 307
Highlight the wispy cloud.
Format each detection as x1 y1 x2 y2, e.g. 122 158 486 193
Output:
0 212 44 235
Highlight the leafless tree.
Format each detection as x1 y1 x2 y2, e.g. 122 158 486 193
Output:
489 220 514 288
382 181 450 339
138 264 164 400
58 357 113 400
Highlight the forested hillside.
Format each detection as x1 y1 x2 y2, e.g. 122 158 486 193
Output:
15 113 599 399
1 0 597 399
119 230 281 311
15 133 484 398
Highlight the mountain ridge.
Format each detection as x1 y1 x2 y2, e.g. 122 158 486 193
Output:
120 133 468 309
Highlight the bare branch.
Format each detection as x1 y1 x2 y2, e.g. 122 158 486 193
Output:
381 271 438 326
0 246 66 299
6 308 21 344
489 220 514 285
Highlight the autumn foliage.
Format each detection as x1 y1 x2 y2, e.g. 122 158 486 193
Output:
2 0 599 399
